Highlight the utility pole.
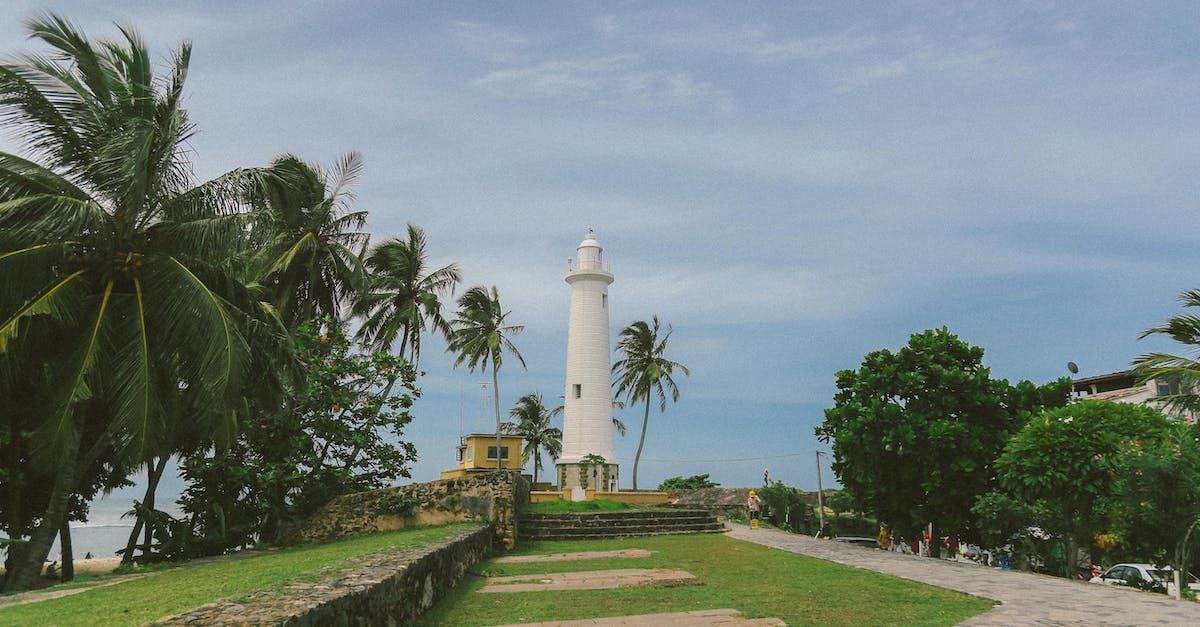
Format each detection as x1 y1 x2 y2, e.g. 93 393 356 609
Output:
815 451 826 536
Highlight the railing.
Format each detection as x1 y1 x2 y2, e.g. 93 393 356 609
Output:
567 259 612 273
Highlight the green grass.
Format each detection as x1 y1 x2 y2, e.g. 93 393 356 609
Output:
419 534 993 626
529 499 633 513
0 523 476 627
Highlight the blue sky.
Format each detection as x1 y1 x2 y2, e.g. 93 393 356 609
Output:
3 1 1199 500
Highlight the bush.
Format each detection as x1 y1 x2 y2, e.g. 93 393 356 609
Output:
759 481 816 534
378 493 421 517
658 474 719 490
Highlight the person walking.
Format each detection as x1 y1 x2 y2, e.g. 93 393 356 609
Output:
747 490 762 529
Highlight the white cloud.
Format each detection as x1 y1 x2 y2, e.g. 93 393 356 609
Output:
471 55 729 112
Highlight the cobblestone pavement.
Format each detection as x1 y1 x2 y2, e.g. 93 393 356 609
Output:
727 524 1200 626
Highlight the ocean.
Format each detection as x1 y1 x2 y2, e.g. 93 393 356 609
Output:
46 497 182 561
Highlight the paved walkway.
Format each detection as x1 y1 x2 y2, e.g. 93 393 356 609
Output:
727 524 1200 626
495 608 784 626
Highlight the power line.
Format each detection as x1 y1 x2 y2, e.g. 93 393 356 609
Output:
640 451 814 464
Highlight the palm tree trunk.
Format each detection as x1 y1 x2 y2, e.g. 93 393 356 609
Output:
59 520 74 582
532 447 539 485
122 456 168 563
632 396 651 491
2 426 81 592
492 366 502 470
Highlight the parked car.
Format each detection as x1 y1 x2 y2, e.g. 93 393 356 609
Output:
1088 563 1200 596
834 536 879 549
1090 563 1167 593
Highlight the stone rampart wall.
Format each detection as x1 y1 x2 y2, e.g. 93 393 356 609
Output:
155 524 492 626
284 471 528 550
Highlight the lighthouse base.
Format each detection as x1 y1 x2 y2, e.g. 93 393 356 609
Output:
556 462 619 493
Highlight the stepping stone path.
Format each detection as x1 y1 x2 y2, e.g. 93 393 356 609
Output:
479 568 699 593
494 549 653 563
494 608 785 626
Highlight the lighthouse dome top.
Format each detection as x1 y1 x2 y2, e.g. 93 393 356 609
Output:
577 228 601 251
566 227 613 283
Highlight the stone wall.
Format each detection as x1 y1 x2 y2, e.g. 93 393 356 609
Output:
284 471 528 550
155 524 492 626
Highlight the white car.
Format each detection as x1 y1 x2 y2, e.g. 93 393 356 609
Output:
1089 563 1200 596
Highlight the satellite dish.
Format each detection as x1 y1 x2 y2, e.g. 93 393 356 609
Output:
1067 362 1079 375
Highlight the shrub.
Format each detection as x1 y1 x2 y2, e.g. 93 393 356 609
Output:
658 474 719 490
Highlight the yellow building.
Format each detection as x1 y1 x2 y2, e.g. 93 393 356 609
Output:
439 433 524 480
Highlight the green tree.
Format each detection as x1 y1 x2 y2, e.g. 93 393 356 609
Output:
180 321 419 551
0 14 264 590
1133 288 1200 417
612 316 690 490
353 223 460 366
658 474 719 490
501 393 563 484
253 152 368 328
1110 421 1200 598
996 401 1175 579
815 328 1069 543
446 285 525 469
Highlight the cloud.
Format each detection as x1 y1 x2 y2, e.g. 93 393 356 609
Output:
834 38 1031 93
665 27 876 63
449 19 528 62
471 55 730 112
746 33 877 62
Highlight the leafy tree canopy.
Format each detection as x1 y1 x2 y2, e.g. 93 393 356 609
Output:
815 327 1069 538
996 401 1175 555
658 474 719 490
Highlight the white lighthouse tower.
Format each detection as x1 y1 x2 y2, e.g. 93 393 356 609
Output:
557 229 618 493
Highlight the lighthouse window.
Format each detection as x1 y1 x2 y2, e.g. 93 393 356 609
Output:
602 294 607 308
574 384 582 398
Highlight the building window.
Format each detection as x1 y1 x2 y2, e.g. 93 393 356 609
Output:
602 294 607 308
574 384 582 398
1157 379 1182 397
487 446 509 460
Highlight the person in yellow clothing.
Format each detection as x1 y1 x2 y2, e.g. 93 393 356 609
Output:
747 490 762 529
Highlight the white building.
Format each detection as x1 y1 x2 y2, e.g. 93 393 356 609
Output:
1072 370 1195 423
557 229 619 491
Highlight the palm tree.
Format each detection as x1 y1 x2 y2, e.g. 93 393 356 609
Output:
612 316 690 490
0 14 263 590
353 223 460 366
1133 288 1200 416
446 286 525 469
502 393 563 484
253 152 368 328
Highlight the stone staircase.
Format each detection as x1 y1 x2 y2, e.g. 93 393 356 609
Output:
519 509 726 541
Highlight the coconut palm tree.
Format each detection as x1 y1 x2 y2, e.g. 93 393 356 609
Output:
446 286 525 469
502 393 563 484
612 316 690 490
0 14 264 590
353 223 460 366
253 152 368 328
1133 288 1200 416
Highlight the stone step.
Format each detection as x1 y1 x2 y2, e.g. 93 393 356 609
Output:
520 509 711 522
519 517 716 528
521 523 726 537
525 528 729 541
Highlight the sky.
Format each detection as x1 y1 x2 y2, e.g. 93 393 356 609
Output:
3 1 1199 510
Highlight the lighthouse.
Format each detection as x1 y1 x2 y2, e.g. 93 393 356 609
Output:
557 229 618 493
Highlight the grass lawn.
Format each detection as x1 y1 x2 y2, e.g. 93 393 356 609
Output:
528 498 633 513
0 522 476 627
419 533 994 626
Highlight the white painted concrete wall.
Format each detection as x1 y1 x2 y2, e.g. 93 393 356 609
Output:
559 231 616 465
